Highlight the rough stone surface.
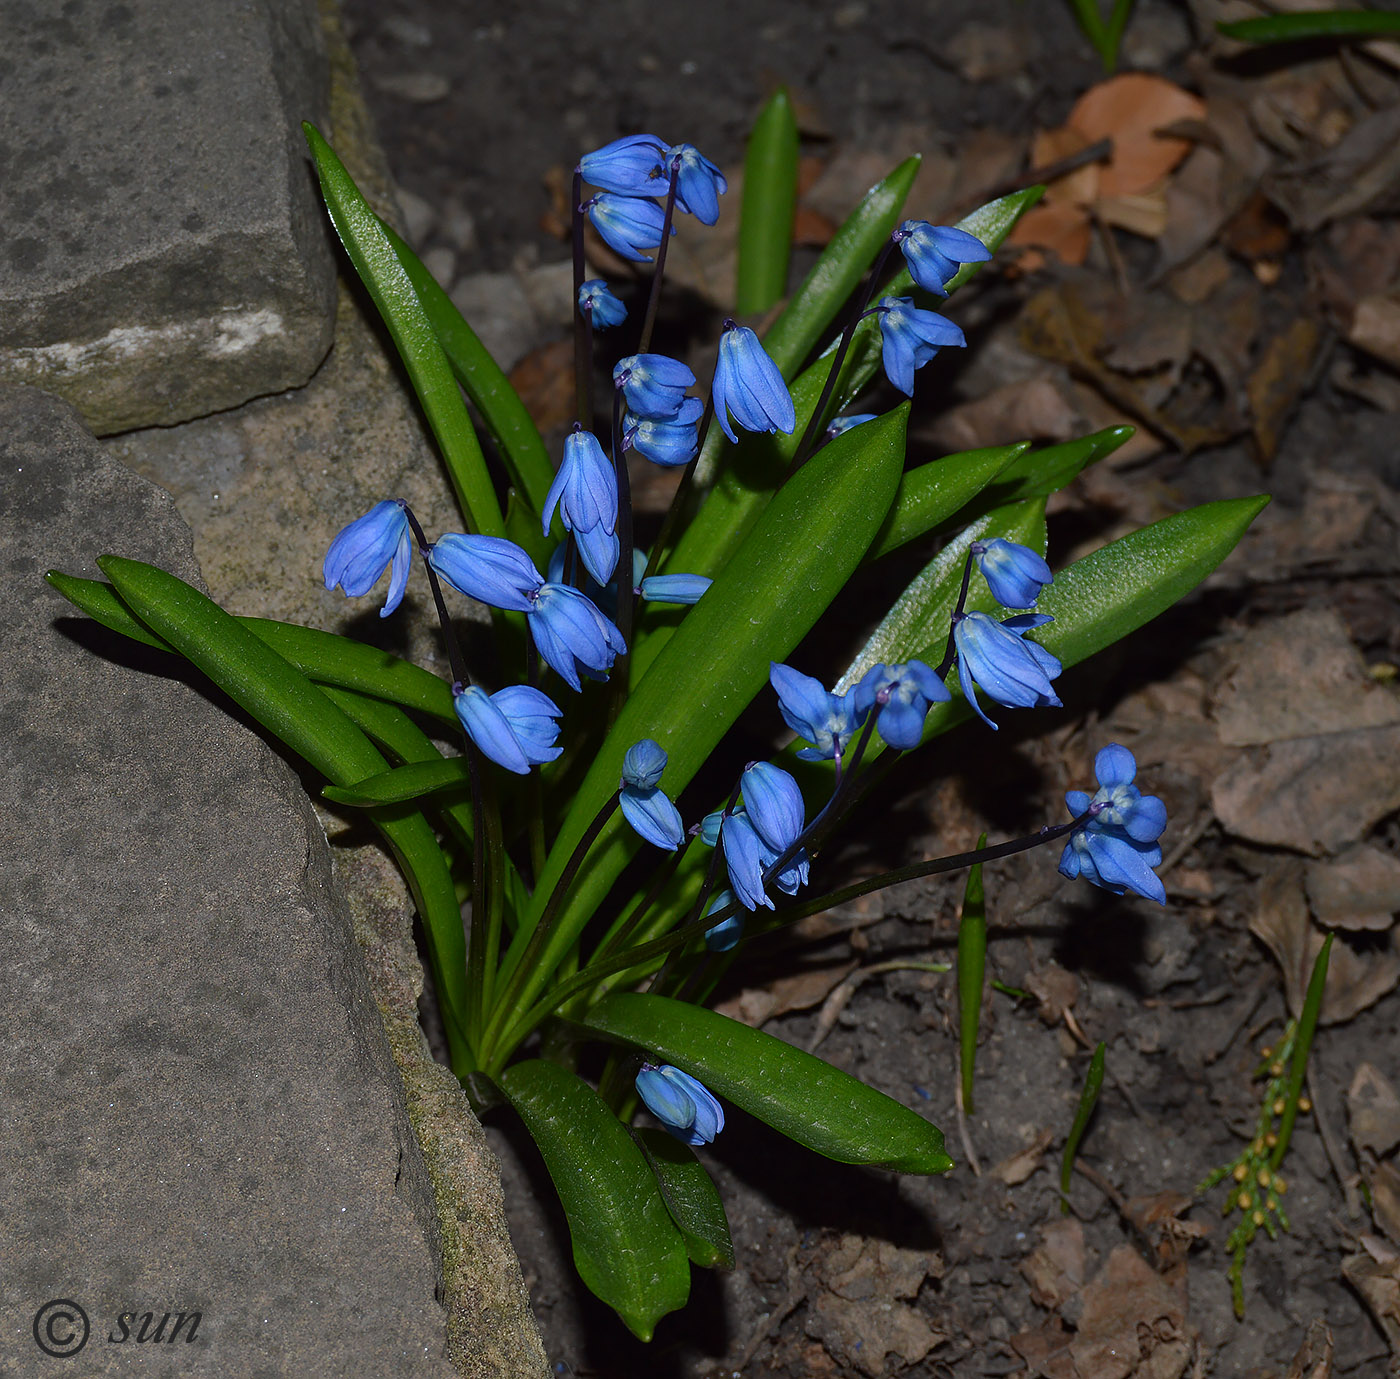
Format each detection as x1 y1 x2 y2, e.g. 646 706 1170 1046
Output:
0 384 454 1374
0 0 337 434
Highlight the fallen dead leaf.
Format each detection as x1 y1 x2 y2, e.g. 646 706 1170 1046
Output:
819 1235 941 1301
990 1127 1055 1186
1283 1317 1332 1379
1341 1236 1400 1360
714 960 858 1028
1011 1314 1079 1379
1021 1218 1087 1310
804 1292 946 1378
1348 1064 1400 1158
1348 293 1400 372
1247 316 1322 463
1370 1160 1400 1246
1307 847 1400 933
928 374 1086 454
1123 1192 1211 1275
1069 1245 1192 1379
1028 962 1079 1025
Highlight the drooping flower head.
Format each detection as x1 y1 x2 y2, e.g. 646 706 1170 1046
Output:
584 193 670 262
769 663 867 762
971 538 1053 610
952 611 1062 730
721 768 810 911
578 134 667 195
618 738 685 850
852 660 951 750
542 426 619 586
664 142 727 224
891 220 991 296
638 573 711 605
613 353 696 419
429 533 544 613
454 684 563 775
577 279 627 330
623 396 704 467
323 499 412 618
711 321 796 443
635 1064 724 1146
1058 744 1168 904
874 296 967 396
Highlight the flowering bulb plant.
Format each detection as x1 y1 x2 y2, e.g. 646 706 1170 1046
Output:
49 92 1267 1339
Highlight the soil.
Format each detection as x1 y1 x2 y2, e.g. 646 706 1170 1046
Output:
339 1 1400 1375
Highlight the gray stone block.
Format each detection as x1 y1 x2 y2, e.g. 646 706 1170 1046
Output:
0 384 455 1375
0 1 336 434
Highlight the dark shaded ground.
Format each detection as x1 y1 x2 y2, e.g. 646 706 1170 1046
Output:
341 1 1400 1374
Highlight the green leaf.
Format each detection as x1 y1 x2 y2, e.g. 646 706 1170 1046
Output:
633 1129 735 1271
582 994 953 1174
384 222 556 514
302 123 504 538
498 1060 690 1339
46 569 173 652
1219 10 1400 42
1060 1041 1106 1212
323 757 471 807
957 843 987 1118
735 88 800 315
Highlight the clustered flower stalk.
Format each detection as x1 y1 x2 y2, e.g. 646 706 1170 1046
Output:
320 134 1171 1141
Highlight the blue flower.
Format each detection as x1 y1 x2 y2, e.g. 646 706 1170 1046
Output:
624 395 704 466
875 296 967 396
429 534 544 613
972 538 1053 609
769 662 867 761
638 573 711 605
323 499 413 617
892 220 991 297
721 804 808 912
543 427 619 586
703 890 743 951
635 1064 724 1146
622 738 668 790
578 279 627 330
952 611 1062 730
852 660 951 750
1059 744 1168 904
585 193 671 262
741 762 805 855
526 583 627 691
665 143 727 224
619 738 684 850
826 412 879 439
712 321 796 443
454 684 563 775
613 353 696 419
699 809 723 847
579 134 667 195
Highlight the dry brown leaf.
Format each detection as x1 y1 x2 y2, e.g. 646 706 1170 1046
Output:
714 961 857 1028
1341 1236 1400 1360
1370 1160 1400 1246
1307 847 1400 933
1247 316 1322 463
1011 1315 1079 1379
1267 104 1400 232
928 374 1085 453
1069 1245 1192 1379
990 1127 1055 1186
1009 201 1096 268
1123 1192 1211 1274
1028 962 1079 1025
819 1235 940 1301
1283 1317 1332 1379
1167 245 1232 305
1348 1064 1400 1159
1071 76 1207 200
1021 1219 1087 1310
1349 294 1400 372
804 1292 946 1378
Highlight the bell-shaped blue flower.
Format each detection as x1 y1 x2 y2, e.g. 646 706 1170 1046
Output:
892 220 991 296
613 353 696 419
769 662 867 762
543 427 619 586
875 296 967 396
827 412 879 439
624 395 704 466
952 611 1062 730
699 809 723 848
721 812 773 912
639 573 711 605
454 684 563 775
703 891 743 952
585 193 670 263
526 582 627 691
664 143 727 224
712 321 796 443
429 534 544 613
972 538 1053 609
578 279 627 330
323 499 412 617
1059 745 1168 904
579 134 667 195
635 1064 724 1146
741 762 805 856
618 739 684 850
852 660 951 750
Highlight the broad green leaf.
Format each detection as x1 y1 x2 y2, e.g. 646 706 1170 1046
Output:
489 409 907 1049
735 88 799 315
384 222 556 515
324 757 471 807
92 557 472 1064
499 1060 689 1339
1219 10 1400 41
865 442 1027 563
302 123 504 538
633 1129 735 1271
46 569 175 652
582 994 953 1174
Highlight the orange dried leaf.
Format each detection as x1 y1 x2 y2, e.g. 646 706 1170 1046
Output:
1068 74 1206 200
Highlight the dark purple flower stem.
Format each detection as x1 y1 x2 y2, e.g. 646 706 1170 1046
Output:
571 170 593 428
935 548 979 680
638 162 681 355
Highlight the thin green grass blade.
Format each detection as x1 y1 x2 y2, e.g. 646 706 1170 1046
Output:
735 88 799 315
1272 934 1332 1169
1219 10 1400 41
957 841 988 1116
1061 1041 1106 1212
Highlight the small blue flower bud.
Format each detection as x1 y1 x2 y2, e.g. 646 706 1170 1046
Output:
712 321 796 443
638 573 711 605
613 353 696 420
664 143 728 224
543 428 620 586
584 193 671 263
579 134 667 195
623 396 704 466
1058 745 1167 904
852 660 951 750
875 296 967 396
703 891 743 951
429 533 544 613
578 279 627 330
622 739 668 790
323 499 413 617
740 762 805 856
454 684 563 775
826 412 879 439
971 538 1053 609
634 1064 724 1146
952 611 1062 730
699 809 723 847
892 220 991 297
769 663 866 761
527 582 627 692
